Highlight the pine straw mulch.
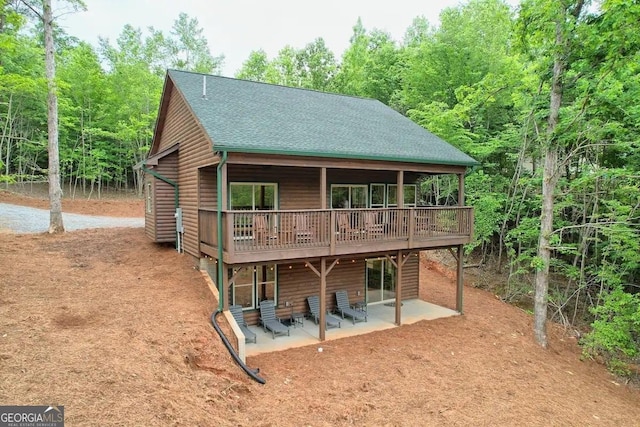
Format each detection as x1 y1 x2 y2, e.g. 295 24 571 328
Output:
1 192 639 426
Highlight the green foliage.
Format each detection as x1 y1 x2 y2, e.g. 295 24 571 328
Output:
332 20 400 103
583 287 640 375
2 0 640 376
234 38 336 90
464 171 507 254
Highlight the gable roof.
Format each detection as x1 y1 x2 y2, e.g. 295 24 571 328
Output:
167 69 479 167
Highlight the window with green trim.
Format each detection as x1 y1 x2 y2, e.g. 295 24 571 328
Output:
370 184 386 208
231 265 278 310
331 185 368 208
387 184 416 207
229 183 277 210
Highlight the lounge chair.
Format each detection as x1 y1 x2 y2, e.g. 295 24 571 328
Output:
259 300 290 339
229 304 257 344
335 290 367 324
307 295 341 329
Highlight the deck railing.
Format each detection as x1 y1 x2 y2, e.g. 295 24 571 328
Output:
199 207 473 254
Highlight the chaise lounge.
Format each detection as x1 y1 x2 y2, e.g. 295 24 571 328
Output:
335 290 367 324
229 304 257 344
259 300 290 339
307 295 341 329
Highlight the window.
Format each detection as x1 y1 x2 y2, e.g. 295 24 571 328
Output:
145 182 152 213
404 184 417 207
331 185 368 209
387 185 397 207
370 184 386 208
231 265 278 309
229 183 277 210
386 184 417 207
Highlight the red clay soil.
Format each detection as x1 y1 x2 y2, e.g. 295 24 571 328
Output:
1 190 639 426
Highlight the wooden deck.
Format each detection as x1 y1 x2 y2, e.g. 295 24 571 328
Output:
199 207 473 263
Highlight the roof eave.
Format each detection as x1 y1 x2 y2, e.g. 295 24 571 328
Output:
214 145 480 168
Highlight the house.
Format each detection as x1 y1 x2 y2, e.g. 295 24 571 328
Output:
141 69 477 345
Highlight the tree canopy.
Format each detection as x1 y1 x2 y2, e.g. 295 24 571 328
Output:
1 0 638 377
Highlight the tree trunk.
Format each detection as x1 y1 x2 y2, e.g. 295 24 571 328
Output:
534 14 566 348
43 0 64 233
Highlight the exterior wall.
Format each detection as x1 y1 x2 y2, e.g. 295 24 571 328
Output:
199 166 217 209
154 85 217 257
238 253 419 325
224 165 422 211
154 151 179 242
144 174 157 241
228 165 321 210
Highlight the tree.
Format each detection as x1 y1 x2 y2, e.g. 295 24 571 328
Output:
19 0 85 233
295 37 337 91
168 12 223 74
333 19 400 104
235 49 270 82
517 0 587 348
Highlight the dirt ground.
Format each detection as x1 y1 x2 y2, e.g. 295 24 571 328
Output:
1 189 639 426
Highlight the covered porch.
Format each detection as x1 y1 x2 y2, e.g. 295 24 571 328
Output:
244 299 459 356
199 206 473 263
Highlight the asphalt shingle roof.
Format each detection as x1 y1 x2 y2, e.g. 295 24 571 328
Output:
168 69 479 167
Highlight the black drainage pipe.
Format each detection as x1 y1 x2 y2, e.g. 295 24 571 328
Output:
210 310 266 384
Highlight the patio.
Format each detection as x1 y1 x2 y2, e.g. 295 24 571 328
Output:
245 299 459 356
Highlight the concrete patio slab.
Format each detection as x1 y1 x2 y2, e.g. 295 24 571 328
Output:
245 299 458 356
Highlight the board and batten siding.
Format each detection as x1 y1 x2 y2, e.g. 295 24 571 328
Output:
239 254 419 326
153 84 217 257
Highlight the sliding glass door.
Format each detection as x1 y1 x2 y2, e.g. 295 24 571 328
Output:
365 258 396 304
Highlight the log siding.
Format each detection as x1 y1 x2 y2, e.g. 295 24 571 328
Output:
236 254 419 326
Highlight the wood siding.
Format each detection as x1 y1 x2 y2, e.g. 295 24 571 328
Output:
154 152 179 242
199 166 217 209
402 254 419 299
238 254 419 326
228 165 321 210
223 166 421 211
153 85 217 256
144 174 156 241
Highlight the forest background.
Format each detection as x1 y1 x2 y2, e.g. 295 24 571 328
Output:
1 0 638 379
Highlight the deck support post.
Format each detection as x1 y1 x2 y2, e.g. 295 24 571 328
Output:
320 258 326 341
306 258 338 342
395 250 403 326
456 244 464 313
456 173 465 314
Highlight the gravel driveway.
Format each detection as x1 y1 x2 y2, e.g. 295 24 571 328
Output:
0 203 144 233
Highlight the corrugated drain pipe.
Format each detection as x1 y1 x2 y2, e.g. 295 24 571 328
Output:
210 151 265 384
210 310 265 384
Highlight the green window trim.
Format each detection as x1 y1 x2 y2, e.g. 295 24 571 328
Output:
231 264 278 310
229 182 278 210
330 184 368 209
